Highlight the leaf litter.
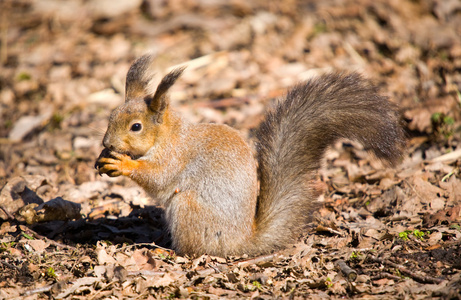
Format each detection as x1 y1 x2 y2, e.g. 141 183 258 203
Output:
0 0 461 298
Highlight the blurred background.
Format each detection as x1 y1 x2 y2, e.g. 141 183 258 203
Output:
0 0 460 186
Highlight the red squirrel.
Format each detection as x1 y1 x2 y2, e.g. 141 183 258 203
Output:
95 54 406 257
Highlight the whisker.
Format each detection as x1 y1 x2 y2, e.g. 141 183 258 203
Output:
87 125 106 139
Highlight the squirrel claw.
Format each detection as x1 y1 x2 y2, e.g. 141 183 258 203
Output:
95 148 113 170
95 151 135 178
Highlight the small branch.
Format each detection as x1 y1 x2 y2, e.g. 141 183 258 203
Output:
336 260 357 282
119 242 173 253
207 263 222 273
236 253 278 268
0 3 8 65
316 224 343 236
127 270 166 276
88 281 117 300
370 272 403 281
19 225 77 250
193 97 251 109
430 148 461 163
195 253 279 277
22 285 53 297
368 256 443 284
0 205 15 220
1 260 19 271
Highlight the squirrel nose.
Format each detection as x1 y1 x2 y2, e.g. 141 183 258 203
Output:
102 136 112 150
103 142 114 151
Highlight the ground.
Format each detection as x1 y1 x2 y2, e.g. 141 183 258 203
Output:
0 0 461 299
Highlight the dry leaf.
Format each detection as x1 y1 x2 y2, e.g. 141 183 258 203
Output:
18 197 81 224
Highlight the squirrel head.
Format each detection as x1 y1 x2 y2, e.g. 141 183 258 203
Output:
102 54 185 158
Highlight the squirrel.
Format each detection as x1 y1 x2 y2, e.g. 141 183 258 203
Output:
95 54 406 257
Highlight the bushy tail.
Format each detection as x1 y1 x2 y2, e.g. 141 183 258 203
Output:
252 72 406 253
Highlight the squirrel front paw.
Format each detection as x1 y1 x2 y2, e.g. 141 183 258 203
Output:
95 149 138 177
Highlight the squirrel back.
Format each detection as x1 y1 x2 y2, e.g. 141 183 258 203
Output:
96 55 405 257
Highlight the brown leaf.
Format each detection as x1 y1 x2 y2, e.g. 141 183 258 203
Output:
18 197 81 224
0 176 47 220
423 205 461 227
410 177 445 205
55 277 100 299
96 245 117 265
24 239 50 254
144 273 176 288
132 249 157 271
439 176 461 203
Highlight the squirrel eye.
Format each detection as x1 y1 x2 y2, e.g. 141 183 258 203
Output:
130 123 142 132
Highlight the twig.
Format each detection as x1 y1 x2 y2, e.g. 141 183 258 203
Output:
236 253 278 268
0 2 8 65
196 265 224 277
441 167 458 182
404 179 424 203
127 270 166 276
192 254 278 277
207 263 222 273
119 242 172 253
371 272 403 281
193 97 251 109
104 251 278 279
336 260 357 282
368 256 443 284
22 285 53 297
316 224 343 236
19 225 77 250
88 281 117 300
167 51 228 72
344 42 366 66
1 260 19 271
430 148 461 163
0 205 15 220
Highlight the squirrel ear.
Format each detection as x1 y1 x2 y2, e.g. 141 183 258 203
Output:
125 54 155 101
147 67 186 123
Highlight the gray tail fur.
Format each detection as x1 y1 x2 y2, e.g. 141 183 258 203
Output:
252 72 406 253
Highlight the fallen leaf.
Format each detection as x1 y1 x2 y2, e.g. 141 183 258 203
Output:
23 239 50 254
410 177 445 204
96 246 117 265
18 197 81 224
8 111 53 142
132 249 157 271
423 205 461 227
55 277 100 299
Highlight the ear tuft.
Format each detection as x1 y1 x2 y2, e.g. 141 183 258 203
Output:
147 67 186 123
125 54 155 101
151 67 186 104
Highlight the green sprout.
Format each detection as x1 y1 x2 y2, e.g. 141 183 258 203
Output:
412 230 425 240
46 267 58 279
350 251 364 260
325 277 334 288
398 230 427 241
431 112 455 139
398 231 409 240
22 233 34 240
449 224 460 230
17 71 31 81
252 281 263 290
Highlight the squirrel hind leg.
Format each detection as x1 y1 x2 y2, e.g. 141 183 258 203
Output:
165 190 254 257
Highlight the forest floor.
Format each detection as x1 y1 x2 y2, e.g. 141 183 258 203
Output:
0 0 461 299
